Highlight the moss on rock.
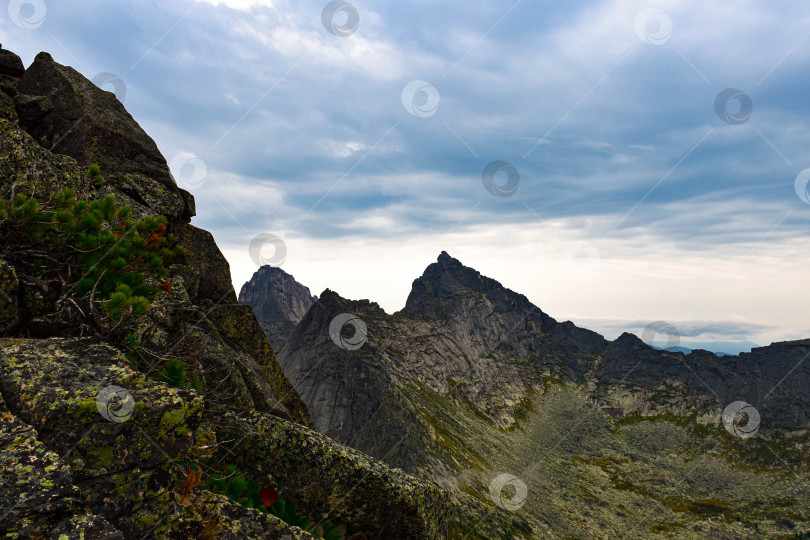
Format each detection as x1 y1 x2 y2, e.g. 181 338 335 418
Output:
0 258 18 334
217 410 450 539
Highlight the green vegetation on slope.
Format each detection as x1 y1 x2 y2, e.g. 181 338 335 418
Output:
0 165 184 329
402 379 810 539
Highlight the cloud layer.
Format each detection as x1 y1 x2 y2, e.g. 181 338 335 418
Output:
4 0 809 348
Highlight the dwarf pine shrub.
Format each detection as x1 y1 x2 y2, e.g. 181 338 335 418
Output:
0 164 184 325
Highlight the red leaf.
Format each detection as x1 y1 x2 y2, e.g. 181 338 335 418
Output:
159 282 172 293
156 224 167 234
259 487 278 507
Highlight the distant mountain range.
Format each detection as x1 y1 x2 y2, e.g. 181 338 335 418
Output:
240 251 810 538
661 342 761 356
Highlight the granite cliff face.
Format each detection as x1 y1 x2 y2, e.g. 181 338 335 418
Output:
275 251 810 538
239 266 317 351
0 48 449 539
277 250 610 470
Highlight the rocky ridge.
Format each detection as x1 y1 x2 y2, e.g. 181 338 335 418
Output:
274 251 810 538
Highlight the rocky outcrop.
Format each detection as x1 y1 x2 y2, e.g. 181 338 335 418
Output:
239 266 317 351
218 410 449 539
17 52 176 190
0 47 24 79
0 50 310 426
0 338 323 538
0 47 451 538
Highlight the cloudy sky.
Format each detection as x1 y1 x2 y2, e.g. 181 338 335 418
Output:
3 0 809 352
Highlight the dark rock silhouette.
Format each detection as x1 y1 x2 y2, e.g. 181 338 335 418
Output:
0 46 24 79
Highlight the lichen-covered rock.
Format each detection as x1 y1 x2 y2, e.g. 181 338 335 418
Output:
217 410 450 539
0 396 81 534
195 490 320 540
0 386 124 538
0 259 18 333
0 118 88 202
0 338 203 481
0 338 322 539
0 89 16 122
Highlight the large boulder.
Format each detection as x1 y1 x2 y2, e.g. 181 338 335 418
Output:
0 338 320 539
17 52 172 186
218 410 451 540
0 338 204 481
13 51 194 223
0 49 24 79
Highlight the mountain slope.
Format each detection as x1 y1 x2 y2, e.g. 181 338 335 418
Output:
275 251 810 538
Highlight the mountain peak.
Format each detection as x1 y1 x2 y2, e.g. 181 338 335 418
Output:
317 288 386 316
238 266 317 350
403 252 541 320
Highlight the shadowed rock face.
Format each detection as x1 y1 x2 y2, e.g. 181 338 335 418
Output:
0 48 24 79
278 289 426 472
17 52 176 189
238 266 317 351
